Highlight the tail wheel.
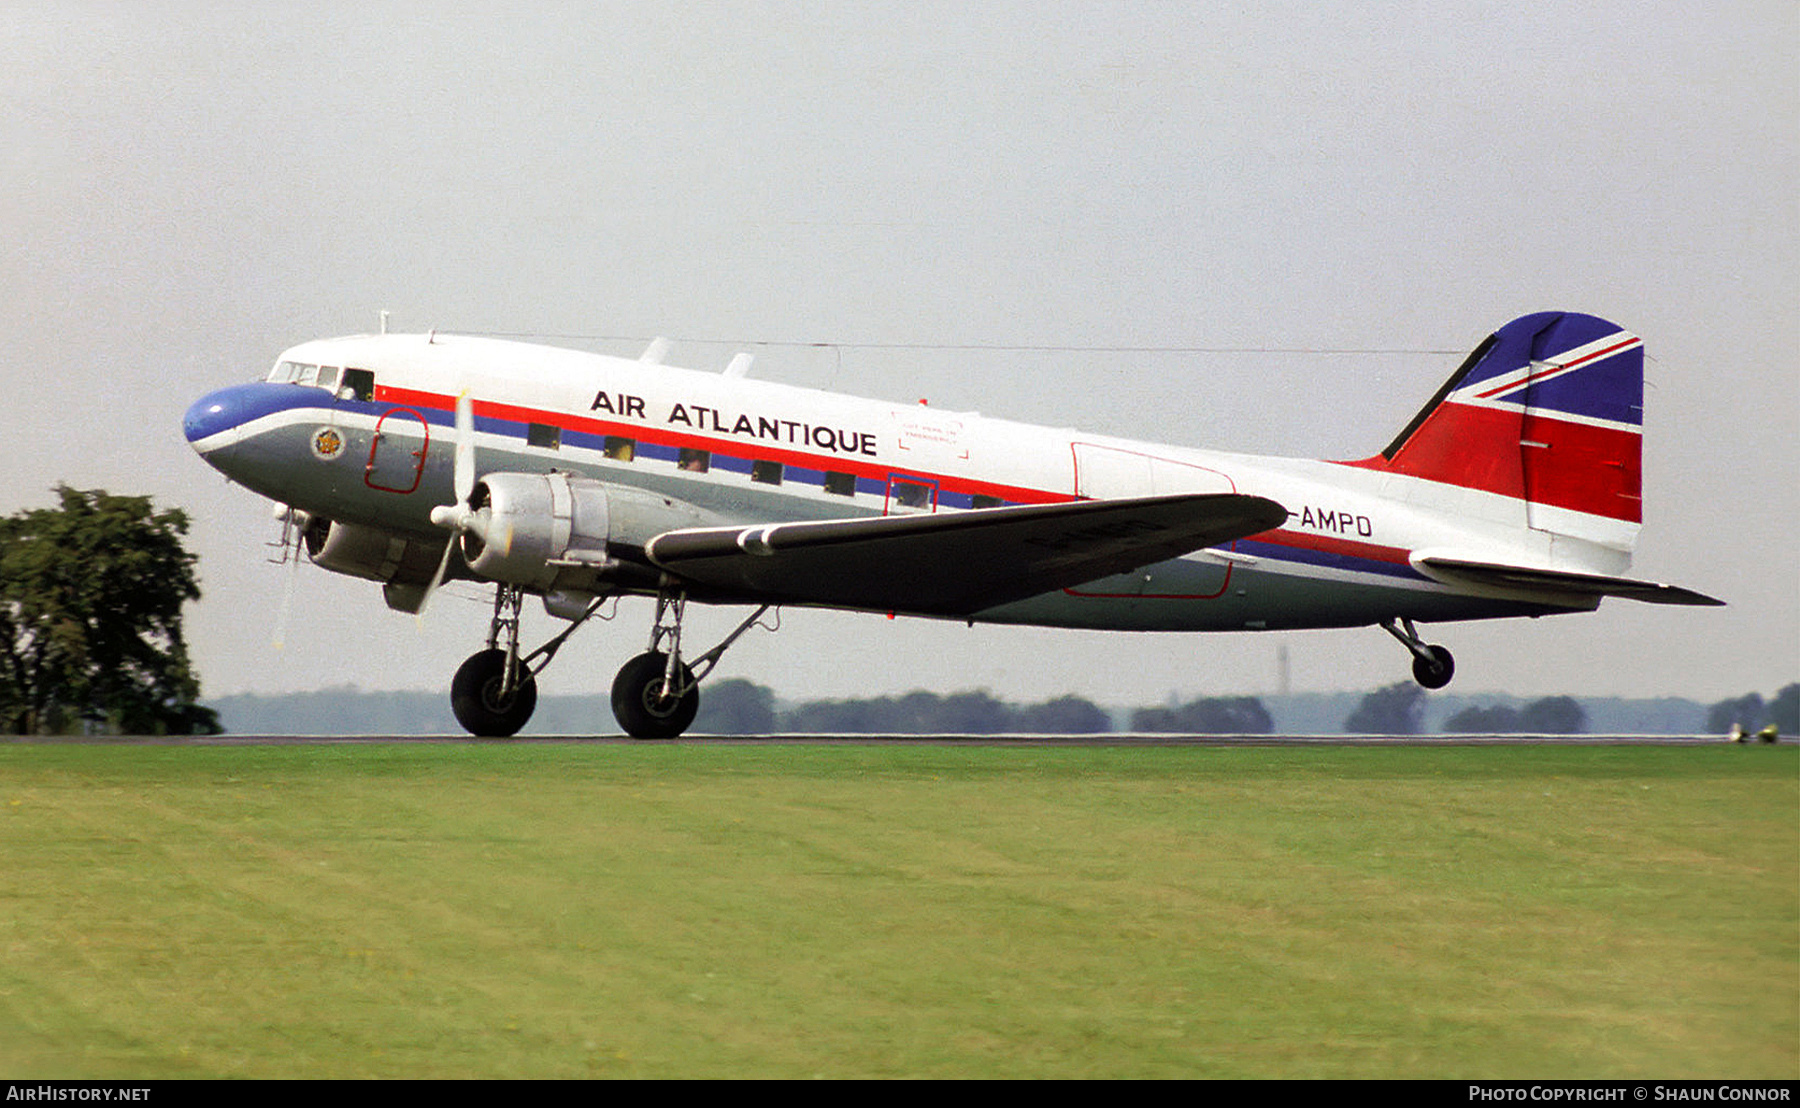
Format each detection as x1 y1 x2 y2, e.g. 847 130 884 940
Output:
1412 645 1455 690
612 651 700 739
451 648 538 737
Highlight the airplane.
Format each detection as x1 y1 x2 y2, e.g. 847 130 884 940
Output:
182 310 1721 738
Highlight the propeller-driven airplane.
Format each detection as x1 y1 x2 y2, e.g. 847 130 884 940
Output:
184 311 1720 738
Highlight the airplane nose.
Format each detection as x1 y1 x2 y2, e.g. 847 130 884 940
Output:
182 384 250 446
183 389 233 445
183 382 301 447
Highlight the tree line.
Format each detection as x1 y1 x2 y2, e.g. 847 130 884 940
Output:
690 680 1798 737
692 680 1798 736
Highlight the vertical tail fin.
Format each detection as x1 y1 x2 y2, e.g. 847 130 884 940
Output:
1352 312 1644 553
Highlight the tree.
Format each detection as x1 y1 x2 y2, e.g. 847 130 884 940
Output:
1706 693 1766 734
1131 696 1273 734
0 487 220 735
1519 696 1586 734
1015 695 1112 734
1344 682 1425 735
689 679 779 734
1705 686 1798 736
1443 704 1522 733
1442 698 1588 735
1771 684 1799 735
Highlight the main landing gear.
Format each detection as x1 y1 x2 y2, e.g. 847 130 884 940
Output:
611 592 776 739
1381 617 1455 690
448 584 776 739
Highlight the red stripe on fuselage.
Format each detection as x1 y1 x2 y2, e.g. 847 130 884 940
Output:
372 385 1071 508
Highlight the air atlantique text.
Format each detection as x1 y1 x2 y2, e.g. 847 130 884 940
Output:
591 391 878 457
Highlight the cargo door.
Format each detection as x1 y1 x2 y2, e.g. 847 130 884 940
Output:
366 406 430 494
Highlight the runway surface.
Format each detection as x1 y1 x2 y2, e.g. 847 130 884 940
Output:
7 732 1774 746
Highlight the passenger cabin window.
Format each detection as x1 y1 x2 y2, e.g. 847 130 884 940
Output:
678 448 710 473
750 460 783 485
972 494 1005 509
824 471 856 496
604 436 636 462
528 423 561 450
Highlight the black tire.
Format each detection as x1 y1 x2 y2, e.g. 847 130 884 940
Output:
451 648 538 737
1412 645 1455 690
611 652 699 739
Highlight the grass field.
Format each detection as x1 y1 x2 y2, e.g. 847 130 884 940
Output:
1 741 1793 1079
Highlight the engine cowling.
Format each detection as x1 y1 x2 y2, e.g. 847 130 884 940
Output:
303 519 452 613
306 519 445 584
459 472 718 592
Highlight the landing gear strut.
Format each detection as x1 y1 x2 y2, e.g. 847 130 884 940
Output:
450 584 611 737
611 591 775 739
1381 617 1455 690
447 583 776 739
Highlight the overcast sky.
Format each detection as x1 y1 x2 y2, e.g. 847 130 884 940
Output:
3 2 1794 710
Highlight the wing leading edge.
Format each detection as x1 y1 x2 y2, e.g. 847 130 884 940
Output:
645 493 1290 616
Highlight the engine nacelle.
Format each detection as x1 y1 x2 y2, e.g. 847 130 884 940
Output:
460 472 717 592
306 519 445 584
303 519 451 613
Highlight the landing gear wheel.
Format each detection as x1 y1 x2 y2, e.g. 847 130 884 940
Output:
451 648 538 737
1412 645 1455 690
612 652 699 739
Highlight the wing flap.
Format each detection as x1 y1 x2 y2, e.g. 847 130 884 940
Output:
646 494 1288 615
1414 555 1723 606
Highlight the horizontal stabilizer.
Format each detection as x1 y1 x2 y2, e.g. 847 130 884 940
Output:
1414 556 1723 607
646 494 1289 616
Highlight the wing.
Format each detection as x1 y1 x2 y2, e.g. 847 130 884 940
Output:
644 493 1289 615
1414 555 1724 606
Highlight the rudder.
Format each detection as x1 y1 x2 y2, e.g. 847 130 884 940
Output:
1352 311 1643 553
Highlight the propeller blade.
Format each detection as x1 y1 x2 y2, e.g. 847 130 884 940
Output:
453 390 475 506
420 390 477 618
417 533 456 618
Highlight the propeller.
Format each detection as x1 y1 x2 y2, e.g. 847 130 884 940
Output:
420 391 484 613
270 506 308 648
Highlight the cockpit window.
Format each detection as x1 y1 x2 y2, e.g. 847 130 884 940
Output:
341 368 376 402
268 361 372 400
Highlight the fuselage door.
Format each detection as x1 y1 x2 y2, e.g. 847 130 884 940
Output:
366 407 430 494
1068 444 1238 599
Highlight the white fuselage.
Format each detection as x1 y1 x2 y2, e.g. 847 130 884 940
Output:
187 332 1593 632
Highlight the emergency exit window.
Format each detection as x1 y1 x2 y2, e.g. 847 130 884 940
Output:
893 481 933 510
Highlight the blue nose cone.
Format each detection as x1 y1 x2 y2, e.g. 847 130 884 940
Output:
183 382 311 447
